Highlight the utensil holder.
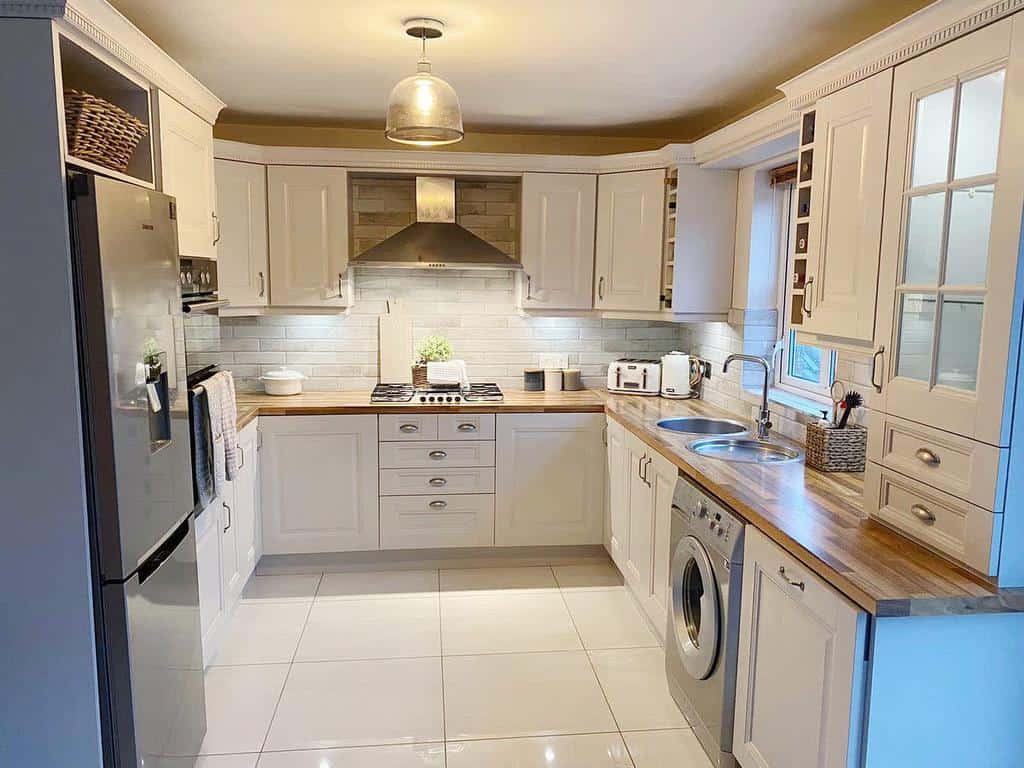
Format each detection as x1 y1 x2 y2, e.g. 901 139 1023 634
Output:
804 423 867 473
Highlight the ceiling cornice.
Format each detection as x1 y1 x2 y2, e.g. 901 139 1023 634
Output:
692 99 800 169
779 0 1023 109
0 0 226 123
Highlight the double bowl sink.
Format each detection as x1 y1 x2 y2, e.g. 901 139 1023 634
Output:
656 416 801 465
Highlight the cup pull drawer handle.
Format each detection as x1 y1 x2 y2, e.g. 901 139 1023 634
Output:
915 447 940 466
778 566 805 591
457 423 478 432
399 424 419 433
428 450 447 460
429 500 448 509
429 477 447 487
911 504 936 524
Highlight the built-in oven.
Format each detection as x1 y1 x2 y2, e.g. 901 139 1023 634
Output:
180 256 228 313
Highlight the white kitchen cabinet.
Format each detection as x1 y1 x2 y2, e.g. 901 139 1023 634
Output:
215 159 268 306
267 165 350 308
260 415 378 554
195 499 224 668
494 413 605 546
623 431 653 594
799 69 892 347
380 494 495 549
593 169 665 312
156 91 216 259
233 420 260 580
646 449 676 636
873 17 1024 446
606 417 630 566
218 479 242 609
734 526 867 768
520 172 597 310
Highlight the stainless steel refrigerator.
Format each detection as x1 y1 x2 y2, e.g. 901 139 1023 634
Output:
69 173 206 767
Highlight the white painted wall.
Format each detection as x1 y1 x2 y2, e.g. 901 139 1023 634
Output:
0 19 103 767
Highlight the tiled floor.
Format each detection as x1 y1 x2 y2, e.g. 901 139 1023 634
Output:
193 561 713 767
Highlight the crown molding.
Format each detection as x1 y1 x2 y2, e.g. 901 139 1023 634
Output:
1 0 226 123
692 99 800 169
213 140 695 175
779 0 1024 109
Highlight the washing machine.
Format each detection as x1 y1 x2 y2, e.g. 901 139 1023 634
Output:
665 473 745 768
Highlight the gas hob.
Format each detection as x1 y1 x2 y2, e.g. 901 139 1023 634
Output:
370 383 504 404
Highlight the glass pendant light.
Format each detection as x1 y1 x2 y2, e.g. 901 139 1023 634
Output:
386 19 464 146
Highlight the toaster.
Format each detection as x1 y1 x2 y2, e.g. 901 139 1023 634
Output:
607 358 661 395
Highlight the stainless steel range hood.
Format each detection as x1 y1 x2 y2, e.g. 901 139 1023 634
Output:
353 176 521 270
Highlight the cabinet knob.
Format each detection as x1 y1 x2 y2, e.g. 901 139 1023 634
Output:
915 447 940 466
429 477 447 487
457 423 477 432
428 450 447 460
399 423 419 433
428 500 448 510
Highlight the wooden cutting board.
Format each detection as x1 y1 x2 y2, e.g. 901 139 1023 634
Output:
378 303 413 383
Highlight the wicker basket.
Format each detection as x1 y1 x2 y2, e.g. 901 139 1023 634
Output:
64 89 149 173
412 364 428 388
805 422 867 473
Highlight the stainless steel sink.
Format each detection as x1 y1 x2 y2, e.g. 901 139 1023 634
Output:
688 437 802 464
656 417 748 435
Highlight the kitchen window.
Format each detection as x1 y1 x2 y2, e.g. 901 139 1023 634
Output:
774 178 836 399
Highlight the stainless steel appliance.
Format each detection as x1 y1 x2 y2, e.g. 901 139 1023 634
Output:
69 173 206 768
180 255 227 313
370 382 504 404
665 473 745 768
607 358 662 395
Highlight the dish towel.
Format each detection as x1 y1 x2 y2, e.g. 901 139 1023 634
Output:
188 386 216 512
203 371 239 490
426 359 470 389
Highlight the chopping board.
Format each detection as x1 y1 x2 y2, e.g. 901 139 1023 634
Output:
378 302 413 383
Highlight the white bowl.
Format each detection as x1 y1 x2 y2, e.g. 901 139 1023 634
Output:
260 368 307 396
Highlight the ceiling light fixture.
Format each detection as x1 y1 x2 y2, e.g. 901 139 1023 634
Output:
385 18 464 147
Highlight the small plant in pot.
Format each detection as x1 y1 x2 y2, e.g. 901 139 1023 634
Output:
413 334 453 387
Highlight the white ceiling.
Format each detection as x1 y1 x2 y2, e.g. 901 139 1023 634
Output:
110 0 931 138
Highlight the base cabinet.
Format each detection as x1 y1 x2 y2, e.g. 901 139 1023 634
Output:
494 413 605 546
260 415 379 554
733 527 867 768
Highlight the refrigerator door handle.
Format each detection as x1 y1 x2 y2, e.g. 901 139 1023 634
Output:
138 517 191 585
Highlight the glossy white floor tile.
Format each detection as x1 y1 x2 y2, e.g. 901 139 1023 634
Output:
589 649 690 731
256 743 445 767
562 589 660 649
212 603 311 666
263 658 444 751
552 562 625 591
446 733 634 767
155 755 259 768
295 597 440 661
441 591 581 655
317 570 439 600
443 651 617 740
623 728 713 768
195 664 289 755
240 574 321 604
440 566 558 594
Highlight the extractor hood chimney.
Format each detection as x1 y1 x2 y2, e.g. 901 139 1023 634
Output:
353 177 521 270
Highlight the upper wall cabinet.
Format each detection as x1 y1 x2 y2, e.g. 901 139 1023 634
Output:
215 159 268 307
873 17 1024 446
520 173 596 310
156 91 216 259
267 165 350 308
594 169 665 312
800 69 892 347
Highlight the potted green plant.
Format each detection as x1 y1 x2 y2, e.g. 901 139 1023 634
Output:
413 334 453 387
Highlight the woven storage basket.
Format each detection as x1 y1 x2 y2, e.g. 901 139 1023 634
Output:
805 422 867 473
64 89 148 173
411 364 428 388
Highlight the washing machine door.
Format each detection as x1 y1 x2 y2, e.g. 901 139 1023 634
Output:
670 534 721 680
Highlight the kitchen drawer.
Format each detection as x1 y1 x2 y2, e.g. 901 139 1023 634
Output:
379 440 496 469
438 413 496 441
380 467 496 496
380 494 495 549
864 462 1002 575
867 412 1005 511
379 414 438 442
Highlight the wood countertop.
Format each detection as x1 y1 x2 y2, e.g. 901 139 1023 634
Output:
602 393 1024 617
233 387 1023 616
